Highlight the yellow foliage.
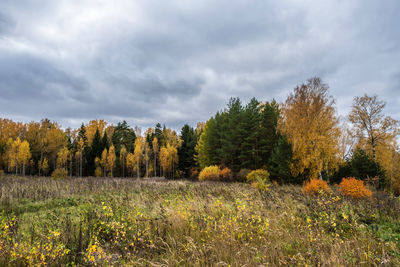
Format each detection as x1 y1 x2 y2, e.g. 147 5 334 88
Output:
279 77 341 179
198 166 220 181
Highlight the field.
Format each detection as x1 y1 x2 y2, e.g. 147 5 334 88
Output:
1 176 400 266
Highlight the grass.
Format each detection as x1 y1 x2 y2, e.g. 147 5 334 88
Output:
0 176 399 266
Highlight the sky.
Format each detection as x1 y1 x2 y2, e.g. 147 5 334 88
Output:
0 0 399 130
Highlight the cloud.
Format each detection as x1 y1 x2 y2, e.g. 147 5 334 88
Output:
0 0 399 130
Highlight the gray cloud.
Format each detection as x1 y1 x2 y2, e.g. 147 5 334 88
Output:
0 0 399 130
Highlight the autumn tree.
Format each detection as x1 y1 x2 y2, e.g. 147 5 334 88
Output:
18 140 31 176
279 77 341 181
126 153 135 177
100 148 108 177
349 94 399 158
160 143 178 179
152 137 159 177
120 145 127 177
107 145 116 177
133 136 144 178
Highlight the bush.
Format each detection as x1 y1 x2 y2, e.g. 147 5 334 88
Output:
394 182 400 197
236 169 251 182
246 169 270 191
339 177 372 199
199 166 221 181
220 167 233 181
51 168 68 179
302 178 330 196
246 169 270 184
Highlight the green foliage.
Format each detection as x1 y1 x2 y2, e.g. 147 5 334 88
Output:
246 169 270 184
178 124 197 175
268 135 294 184
332 148 386 188
236 168 251 182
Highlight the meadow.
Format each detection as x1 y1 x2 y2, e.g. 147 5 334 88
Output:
0 176 399 266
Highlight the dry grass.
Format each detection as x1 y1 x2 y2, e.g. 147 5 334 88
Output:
0 175 399 266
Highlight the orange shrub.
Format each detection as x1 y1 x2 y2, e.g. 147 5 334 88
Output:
220 167 233 181
339 177 372 199
198 166 221 181
302 178 330 196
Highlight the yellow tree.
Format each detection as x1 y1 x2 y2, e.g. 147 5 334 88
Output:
18 140 31 176
152 137 159 177
160 144 178 178
279 77 341 180
56 147 70 170
120 145 127 177
107 145 116 177
101 148 108 177
349 94 399 158
133 136 143 178
41 157 49 176
144 141 150 177
9 137 21 175
126 153 135 177
85 120 107 146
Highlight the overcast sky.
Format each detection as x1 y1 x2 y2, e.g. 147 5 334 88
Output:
0 0 399 130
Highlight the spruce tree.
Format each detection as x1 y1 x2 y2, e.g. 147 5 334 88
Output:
178 124 197 175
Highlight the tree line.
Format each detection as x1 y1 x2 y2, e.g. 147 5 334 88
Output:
0 77 399 192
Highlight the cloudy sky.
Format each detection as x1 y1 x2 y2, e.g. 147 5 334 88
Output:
0 0 399 130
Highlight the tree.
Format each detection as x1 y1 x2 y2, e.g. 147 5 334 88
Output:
40 157 49 176
332 148 386 188
56 147 70 170
100 148 107 177
18 140 31 176
126 153 135 177
268 135 294 184
152 137 159 177
259 100 280 163
120 145 127 177
178 124 197 176
133 136 143 178
349 94 399 159
279 77 341 181
160 144 178 179
143 141 150 177
107 145 116 177
239 98 262 169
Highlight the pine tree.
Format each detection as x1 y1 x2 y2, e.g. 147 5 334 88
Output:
239 98 262 169
178 124 197 175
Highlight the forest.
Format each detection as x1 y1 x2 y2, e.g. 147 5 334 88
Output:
1 77 400 265
1 77 399 193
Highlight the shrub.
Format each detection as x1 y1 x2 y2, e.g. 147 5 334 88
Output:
394 182 400 197
236 169 251 182
246 169 270 192
198 166 221 181
51 168 68 179
339 177 372 199
246 169 270 183
302 178 330 196
220 167 233 181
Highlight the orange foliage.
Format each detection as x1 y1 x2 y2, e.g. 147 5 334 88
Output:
220 167 233 181
302 178 330 196
339 177 372 199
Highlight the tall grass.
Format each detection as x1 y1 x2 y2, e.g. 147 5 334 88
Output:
0 176 399 266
